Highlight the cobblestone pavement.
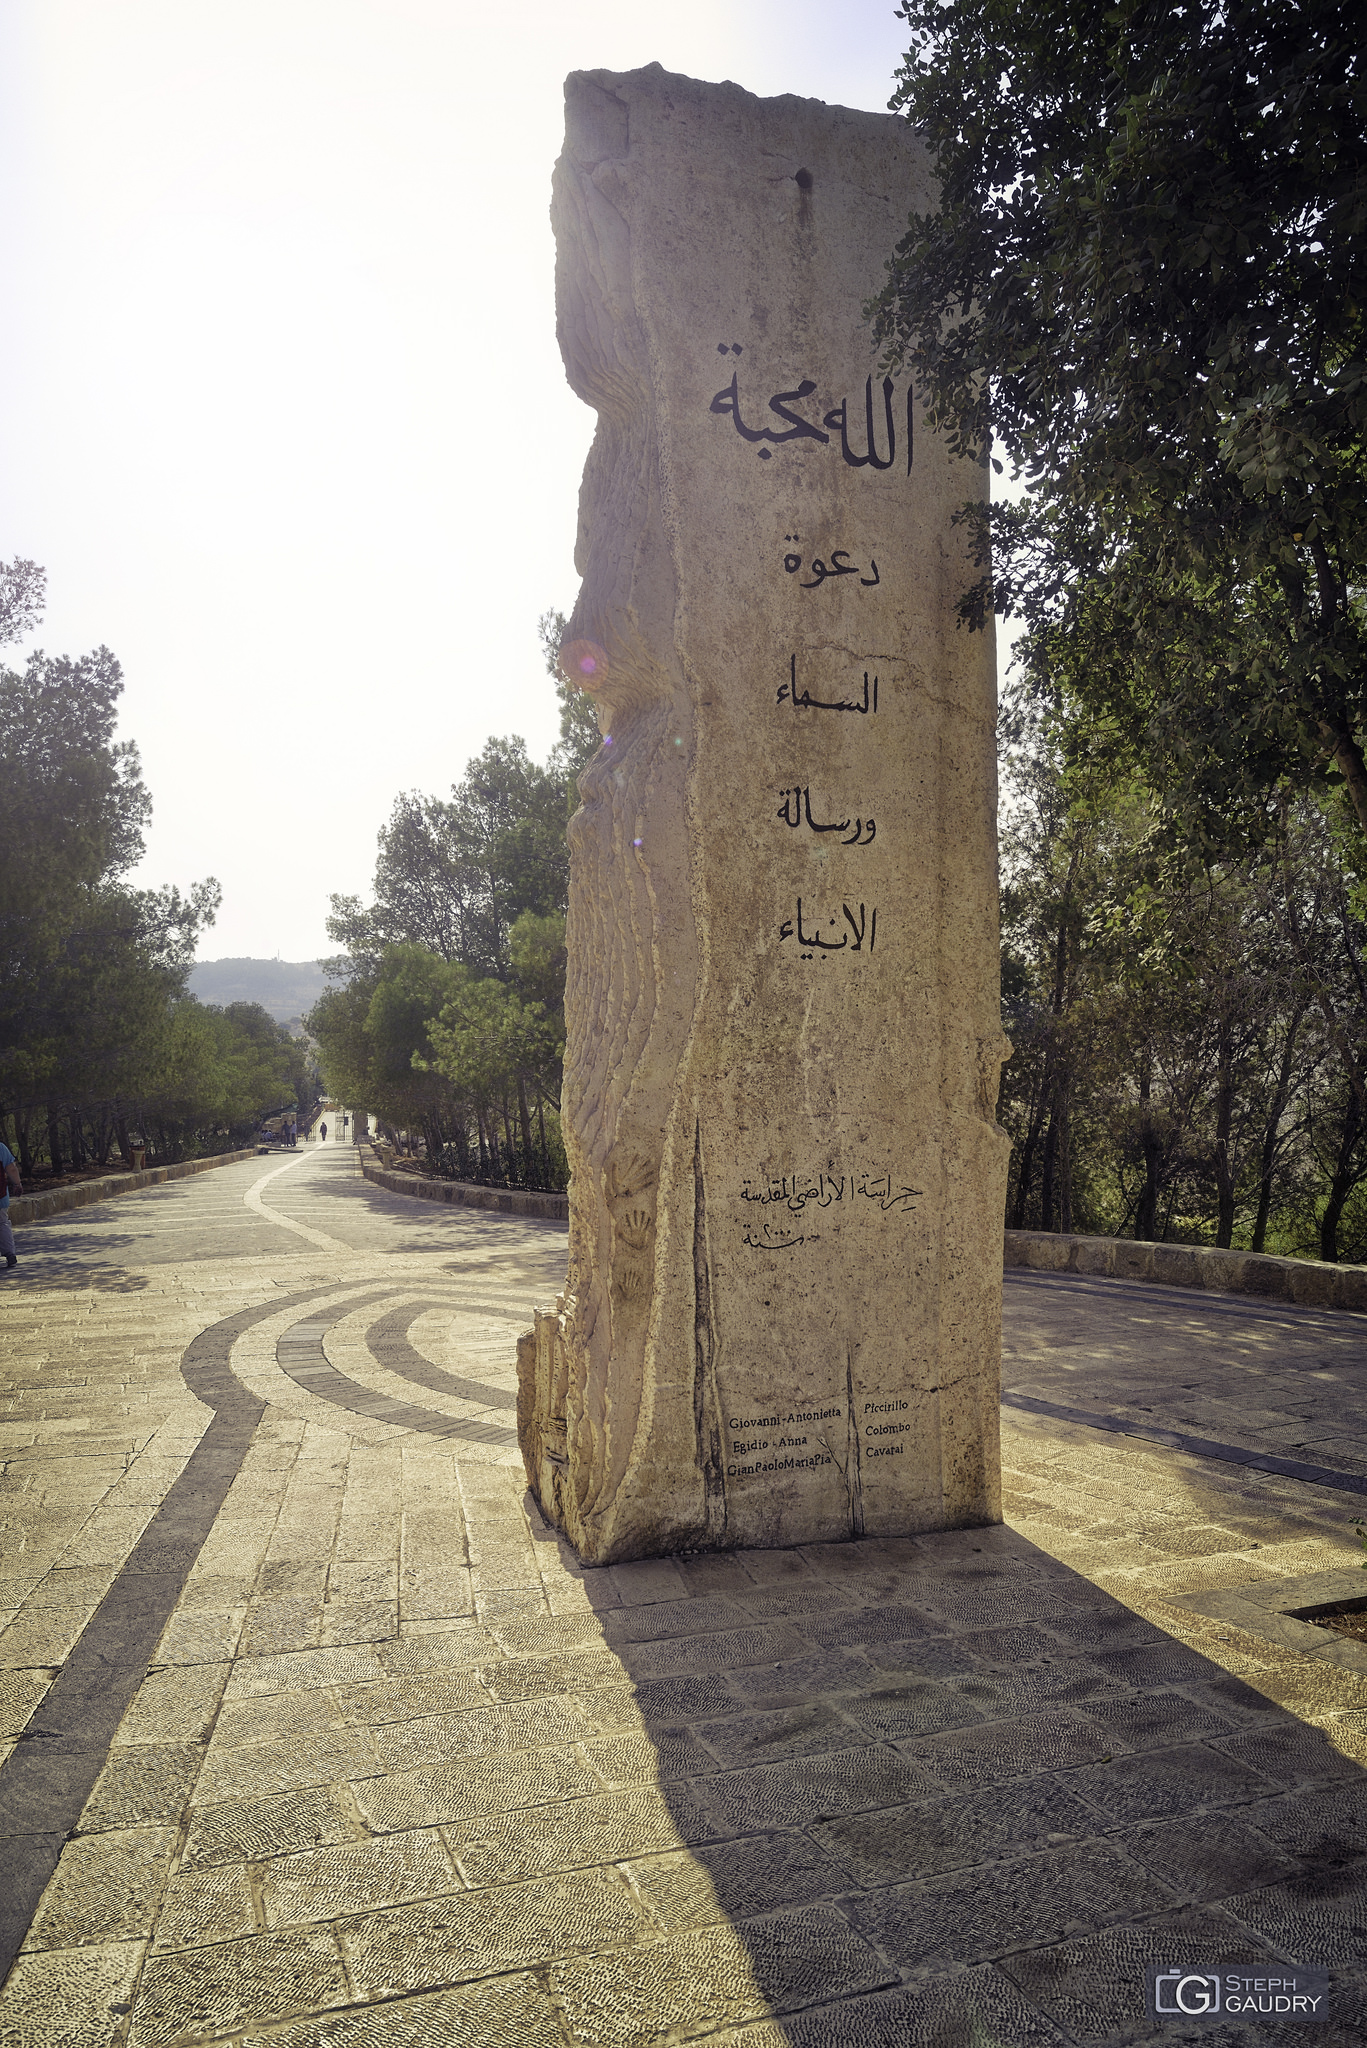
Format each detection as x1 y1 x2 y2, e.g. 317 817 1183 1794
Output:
1 1149 1365 2046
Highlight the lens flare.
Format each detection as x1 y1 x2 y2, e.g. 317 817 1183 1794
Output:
559 638 609 688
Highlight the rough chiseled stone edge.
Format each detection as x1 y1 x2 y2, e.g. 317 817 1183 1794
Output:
8 1147 260 1227
356 1144 568 1222
1004 1228 1367 1314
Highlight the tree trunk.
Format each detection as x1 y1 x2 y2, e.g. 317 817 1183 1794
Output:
46 1108 64 1179
1039 1065 1073 1235
1033 876 1077 1234
500 1092 516 1180
1011 1069 1049 1229
1213 1022 1236 1248
1320 716 1367 840
516 1072 534 1185
1134 1065 1163 1240
1039 1094 1058 1232
1251 1007 1305 1253
1319 1094 1363 1264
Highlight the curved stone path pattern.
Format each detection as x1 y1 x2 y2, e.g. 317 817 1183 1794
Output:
0 1146 1365 2045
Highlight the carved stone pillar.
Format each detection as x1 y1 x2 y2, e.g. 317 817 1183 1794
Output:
519 64 1010 1564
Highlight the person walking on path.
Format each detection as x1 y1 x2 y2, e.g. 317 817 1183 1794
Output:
319 1121 328 1144
0 1139 20 1268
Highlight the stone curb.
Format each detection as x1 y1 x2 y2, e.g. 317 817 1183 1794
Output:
358 1144 569 1221
1005 1226 1367 1313
8 1146 260 1226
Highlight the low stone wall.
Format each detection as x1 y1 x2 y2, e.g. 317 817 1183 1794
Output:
358 1145 568 1222
1005 1228 1367 1313
9 1147 260 1227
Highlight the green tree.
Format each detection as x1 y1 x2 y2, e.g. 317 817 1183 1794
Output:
0 564 241 1174
326 737 572 979
305 977 380 1115
1 646 150 921
872 0 1367 839
999 746 1366 1255
422 970 564 1186
508 908 567 1020
137 1000 309 1160
0 559 47 647
311 609 584 1189
363 946 468 1156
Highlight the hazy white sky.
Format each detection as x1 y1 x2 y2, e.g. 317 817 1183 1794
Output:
1 0 938 961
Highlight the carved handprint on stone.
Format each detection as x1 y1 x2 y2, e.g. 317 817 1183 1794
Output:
605 1151 655 1210
614 1207 654 1252
606 1146 657 1313
613 1264 649 1302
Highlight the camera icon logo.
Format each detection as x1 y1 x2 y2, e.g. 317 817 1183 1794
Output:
1154 1971 1221 2016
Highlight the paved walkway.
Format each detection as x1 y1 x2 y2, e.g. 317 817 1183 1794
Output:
1 1150 1364 2045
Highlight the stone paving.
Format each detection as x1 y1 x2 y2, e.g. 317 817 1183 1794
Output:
1 1147 1365 2046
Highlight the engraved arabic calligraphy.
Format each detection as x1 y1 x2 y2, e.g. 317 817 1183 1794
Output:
742 1170 922 1217
776 788 876 845
710 359 913 473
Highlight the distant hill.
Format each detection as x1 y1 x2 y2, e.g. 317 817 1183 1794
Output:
187 957 328 1023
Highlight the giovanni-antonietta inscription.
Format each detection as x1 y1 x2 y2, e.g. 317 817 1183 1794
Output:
516 63 1010 1564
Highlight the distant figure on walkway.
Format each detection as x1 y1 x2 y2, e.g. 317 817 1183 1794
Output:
342 1113 349 1134
288 1120 297 1147
0 1140 20 1268
319 1122 328 1144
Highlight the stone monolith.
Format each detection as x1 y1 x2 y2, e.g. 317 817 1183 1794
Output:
517 63 1010 1564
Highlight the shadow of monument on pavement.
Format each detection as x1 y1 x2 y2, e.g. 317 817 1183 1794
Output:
529 1515 1367 2045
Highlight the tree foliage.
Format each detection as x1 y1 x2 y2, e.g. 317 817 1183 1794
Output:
326 737 574 978
309 629 593 1189
873 0 1367 839
0 562 313 1175
1000 758 1367 1260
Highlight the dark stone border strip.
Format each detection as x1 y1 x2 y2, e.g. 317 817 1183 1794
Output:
368 1301 518 1412
1002 1389 1367 1495
0 1282 337 1985
276 1298 519 1448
